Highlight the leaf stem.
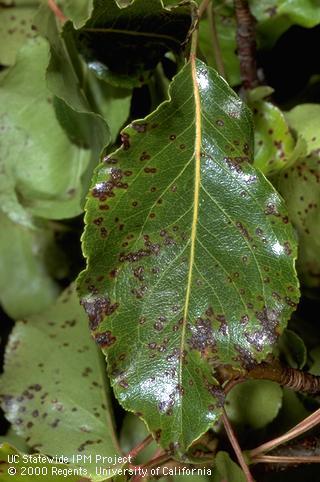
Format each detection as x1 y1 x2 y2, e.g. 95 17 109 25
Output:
206 2 226 78
189 0 211 59
222 409 255 482
250 408 320 458
47 0 67 23
233 0 258 90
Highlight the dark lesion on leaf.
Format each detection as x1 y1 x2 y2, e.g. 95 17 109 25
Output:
81 295 119 331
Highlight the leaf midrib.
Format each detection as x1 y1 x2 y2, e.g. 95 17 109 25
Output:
178 56 202 411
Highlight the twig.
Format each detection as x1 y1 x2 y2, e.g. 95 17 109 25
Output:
127 435 153 461
217 363 320 395
222 409 255 482
198 0 212 18
253 455 320 464
48 0 67 23
206 2 226 78
234 0 258 90
250 408 320 458
246 364 320 394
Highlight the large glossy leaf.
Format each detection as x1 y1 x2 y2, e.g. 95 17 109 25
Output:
0 285 121 479
0 1 38 66
78 58 299 459
0 37 90 221
0 214 58 319
275 104 320 286
73 0 193 88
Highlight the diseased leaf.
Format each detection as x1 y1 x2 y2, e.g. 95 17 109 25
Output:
73 0 193 88
0 285 121 479
0 214 58 319
0 429 30 453
226 380 283 429
0 444 82 482
250 0 320 47
78 59 299 458
0 1 38 66
0 37 90 221
252 99 296 176
212 451 246 482
275 104 320 286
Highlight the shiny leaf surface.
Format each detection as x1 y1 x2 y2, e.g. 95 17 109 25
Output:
78 59 299 458
0 285 121 479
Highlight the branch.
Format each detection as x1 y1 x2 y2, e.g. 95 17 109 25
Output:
233 0 258 90
222 410 255 482
250 408 320 458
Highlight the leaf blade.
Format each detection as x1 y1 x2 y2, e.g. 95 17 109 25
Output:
78 59 299 458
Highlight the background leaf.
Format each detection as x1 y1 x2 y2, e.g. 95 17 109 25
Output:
225 380 283 429
73 0 193 88
0 37 90 221
0 215 59 319
275 104 320 286
0 444 83 482
78 59 299 459
0 285 121 479
212 451 246 482
0 0 38 67
37 6 111 192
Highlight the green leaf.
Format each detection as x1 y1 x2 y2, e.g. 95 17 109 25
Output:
225 380 283 429
252 99 296 176
310 346 320 375
198 2 240 87
250 0 320 47
0 444 83 482
276 328 307 369
64 0 94 29
275 104 320 287
0 214 58 319
0 429 30 453
73 0 193 88
0 285 121 479
78 58 299 458
120 413 157 464
36 5 111 191
0 37 90 221
0 1 38 66
212 451 246 482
